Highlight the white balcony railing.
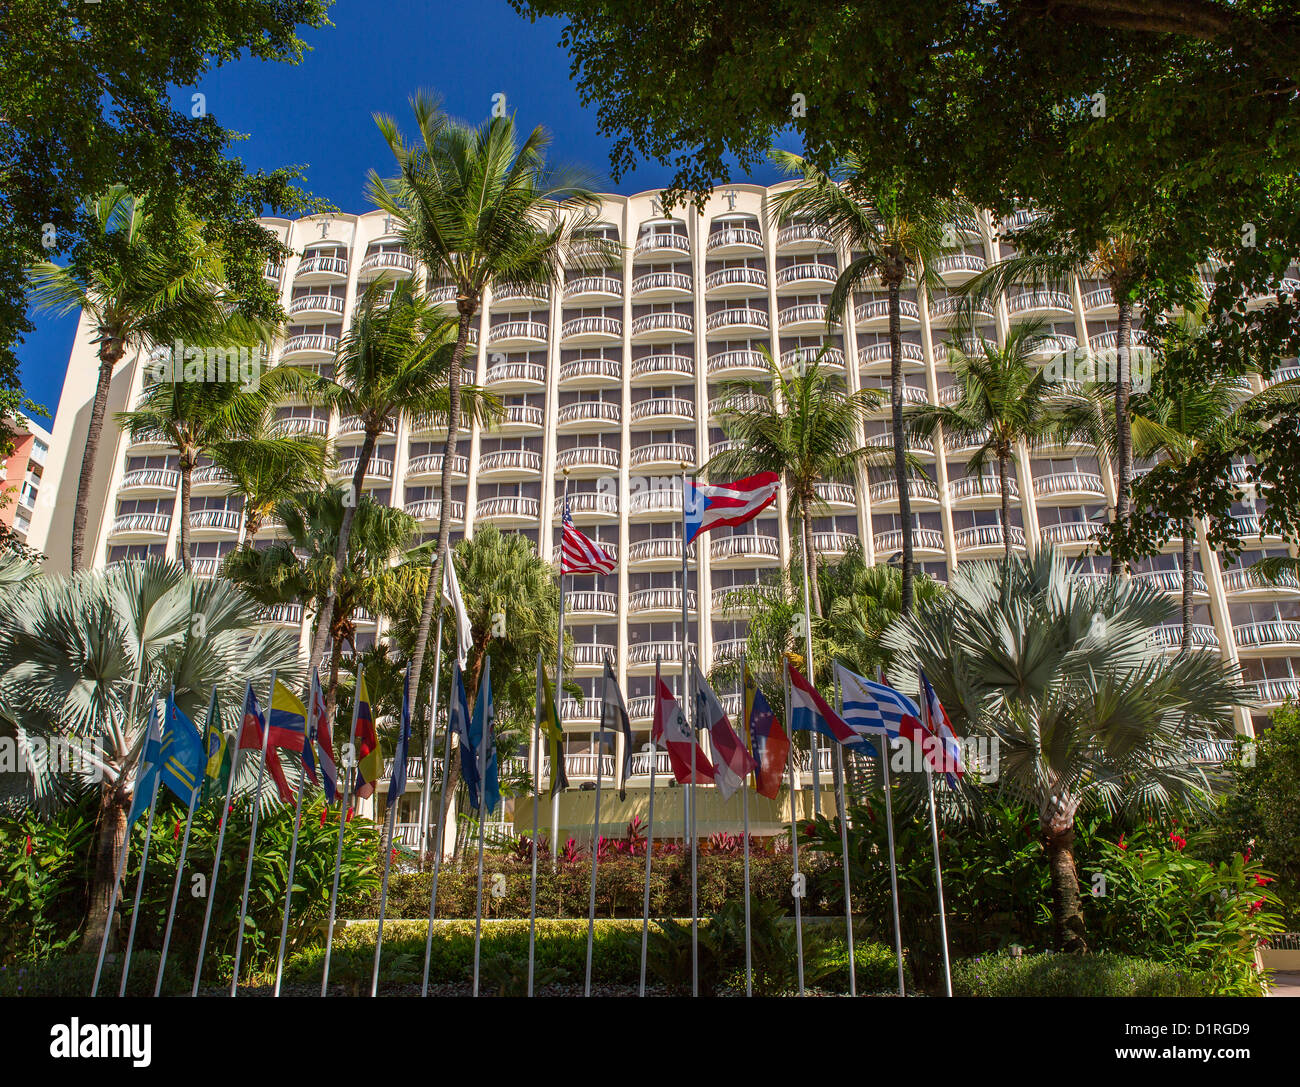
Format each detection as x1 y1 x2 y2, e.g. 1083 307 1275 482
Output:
558 400 621 426
555 446 619 472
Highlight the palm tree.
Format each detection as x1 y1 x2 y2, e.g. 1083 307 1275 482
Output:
771 152 973 612
27 187 261 570
0 558 299 945
368 93 616 722
225 487 418 727
706 347 882 617
882 547 1246 952
115 366 309 569
302 277 499 677
907 321 1058 563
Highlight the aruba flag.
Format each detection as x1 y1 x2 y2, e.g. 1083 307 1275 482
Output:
160 693 206 802
743 665 789 799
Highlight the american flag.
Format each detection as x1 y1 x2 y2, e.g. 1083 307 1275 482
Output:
560 499 616 575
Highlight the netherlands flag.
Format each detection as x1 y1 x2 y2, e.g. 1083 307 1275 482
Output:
684 472 780 544
786 661 874 754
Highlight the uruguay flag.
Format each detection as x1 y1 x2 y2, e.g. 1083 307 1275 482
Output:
787 662 873 754
835 663 928 749
684 472 780 544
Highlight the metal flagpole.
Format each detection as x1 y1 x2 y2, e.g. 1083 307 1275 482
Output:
583 697 605 996
876 667 905 997
230 669 276 998
273 681 317 996
639 658 660 997
784 660 805 995
369 802 397 997
740 654 752 999
832 669 856 997
193 726 241 997
552 471 570 866
920 667 953 997
418 556 447 865
154 781 200 996
527 653 544 997
321 661 362 996
470 657 492 997
798 528 820 816
118 756 161 997
680 465 697 998
420 701 456 997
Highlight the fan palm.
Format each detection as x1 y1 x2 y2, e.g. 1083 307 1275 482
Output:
301 276 499 676
368 93 616 721
771 152 973 612
706 348 883 618
0 558 300 945
907 321 1059 564
882 547 1247 952
27 187 266 570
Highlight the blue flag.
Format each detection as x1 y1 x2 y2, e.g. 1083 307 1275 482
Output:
470 657 499 815
451 663 478 807
127 697 163 827
160 693 207 802
388 665 412 803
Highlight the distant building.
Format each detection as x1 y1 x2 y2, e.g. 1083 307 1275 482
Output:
1 417 52 552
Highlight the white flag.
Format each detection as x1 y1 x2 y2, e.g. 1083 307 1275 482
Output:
443 556 472 670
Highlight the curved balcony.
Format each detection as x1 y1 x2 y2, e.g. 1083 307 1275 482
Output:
627 641 685 669
488 320 549 347
863 384 926 410
812 531 860 557
270 415 329 439
295 255 349 281
338 415 397 439
948 475 1017 505
1232 514 1285 542
705 307 770 336
109 512 172 540
288 293 345 318
559 357 622 387
932 253 987 284
407 452 470 480
628 588 697 617
1007 290 1073 319
813 482 857 508
358 251 414 279
866 432 934 459
1222 567 1300 597
867 478 940 510
628 488 684 519
474 450 537 478
475 495 540 525
571 643 617 671
778 303 834 331
855 298 920 330
709 533 779 564
775 262 838 291
333 457 393 483
561 315 623 344
707 349 768 378
709 392 768 418
706 226 764 255
712 637 749 663
630 443 695 471
1232 620 1300 652
943 426 993 457
858 341 926 370
711 584 778 612
1039 520 1102 547
495 404 546 433
1252 677 1300 705
1088 329 1155 353
563 276 622 304
557 400 621 430
955 524 1026 555
929 296 995 328
627 537 684 566
1133 569 1208 597
484 362 546 391
558 703 606 729
190 465 235 489
1026 333 1080 360
564 591 618 617
555 491 619 520
704 266 768 295
1150 624 1219 651
554 445 620 475
426 284 457 307
189 508 242 535
281 333 339 359
1032 472 1106 502
631 353 694 382
630 311 694 340
119 468 180 495
775 223 834 251
634 232 690 259
630 272 692 300
628 750 674 775
1080 288 1117 316
491 282 551 307
873 528 945 555
630 397 695 426
262 603 303 627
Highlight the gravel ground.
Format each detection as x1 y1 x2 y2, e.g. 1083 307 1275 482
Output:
199 982 909 997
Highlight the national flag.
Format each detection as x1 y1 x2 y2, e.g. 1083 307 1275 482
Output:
236 681 299 804
450 662 477 805
353 671 384 800
160 693 206 802
199 687 230 805
652 664 714 785
684 471 780 544
538 662 568 797
919 670 965 783
306 669 337 803
599 656 634 800
743 665 789 799
465 658 499 814
127 697 163 827
388 666 412 802
251 677 309 804
692 662 756 800
561 499 616 575
444 552 472 670
835 664 926 750
786 661 874 754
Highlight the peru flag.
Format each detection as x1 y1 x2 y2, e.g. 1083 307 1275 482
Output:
652 667 714 785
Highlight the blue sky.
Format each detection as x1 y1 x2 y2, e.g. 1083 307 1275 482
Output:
20 0 788 423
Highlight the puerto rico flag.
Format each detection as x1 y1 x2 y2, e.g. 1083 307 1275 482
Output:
653 665 714 785
684 472 779 544
787 661 873 754
919 670 964 783
692 661 756 800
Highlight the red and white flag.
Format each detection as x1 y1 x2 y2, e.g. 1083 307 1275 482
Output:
560 498 616 575
684 471 780 544
691 661 756 800
653 667 714 785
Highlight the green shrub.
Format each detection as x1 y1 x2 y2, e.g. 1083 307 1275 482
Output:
954 951 1213 997
0 951 188 997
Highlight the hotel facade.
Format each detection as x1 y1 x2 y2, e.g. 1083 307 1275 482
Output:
32 184 1300 842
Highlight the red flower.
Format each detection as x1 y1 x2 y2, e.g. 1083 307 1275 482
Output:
1249 899 1264 914
319 809 327 826
1244 847 1253 863
1255 874 1275 887
173 819 182 841
24 835 32 856
346 806 354 823
1117 834 1127 850
803 823 816 837
1168 832 1186 852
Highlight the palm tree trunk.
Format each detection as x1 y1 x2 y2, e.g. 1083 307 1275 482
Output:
999 447 1012 566
409 308 474 714
83 779 130 947
177 458 193 571
325 625 344 737
1113 296 1135 568
1043 821 1088 952
1181 519 1195 652
802 505 823 618
888 278 914 613
308 427 379 674
72 341 125 570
